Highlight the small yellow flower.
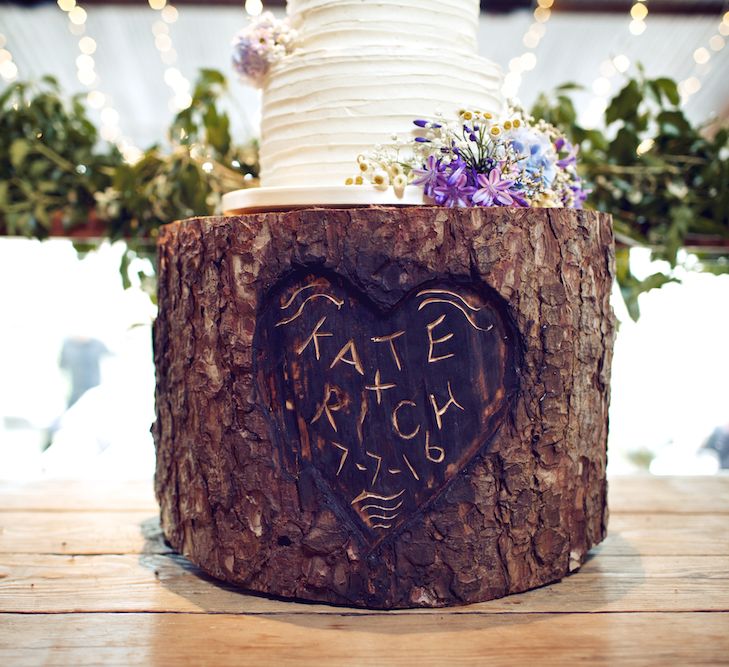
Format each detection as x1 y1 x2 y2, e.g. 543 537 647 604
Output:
483 112 493 120
462 111 473 121
512 118 521 128
355 175 364 185
345 177 354 186
359 160 371 173
503 120 512 130
490 126 501 136
533 190 560 208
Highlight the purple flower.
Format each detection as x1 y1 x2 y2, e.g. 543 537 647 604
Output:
413 119 429 128
570 182 589 209
411 155 446 198
231 13 295 88
232 37 270 84
556 138 579 169
432 164 476 208
511 192 529 207
472 168 517 207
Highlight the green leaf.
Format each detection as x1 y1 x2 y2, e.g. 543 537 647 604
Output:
637 271 679 293
657 110 692 136
10 139 31 168
555 82 583 92
199 68 226 86
654 77 680 106
606 79 642 126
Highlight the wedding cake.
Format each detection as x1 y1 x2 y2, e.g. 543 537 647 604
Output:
156 0 611 611
223 0 504 210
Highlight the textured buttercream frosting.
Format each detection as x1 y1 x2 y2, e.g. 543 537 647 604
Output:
258 0 504 188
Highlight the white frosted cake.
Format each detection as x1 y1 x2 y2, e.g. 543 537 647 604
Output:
224 0 504 211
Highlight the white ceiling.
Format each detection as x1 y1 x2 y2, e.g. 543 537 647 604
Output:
1 4 727 151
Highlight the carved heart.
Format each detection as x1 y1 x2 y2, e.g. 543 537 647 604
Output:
255 272 519 548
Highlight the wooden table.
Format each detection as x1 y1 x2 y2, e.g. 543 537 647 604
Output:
1 476 728 666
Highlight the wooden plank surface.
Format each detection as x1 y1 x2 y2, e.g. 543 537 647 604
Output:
0 473 729 515
0 552 727 614
0 475 728 666
2 612 728 667
2 511 727 556
0 480 156 512
2 475 728 513
608 475 729 514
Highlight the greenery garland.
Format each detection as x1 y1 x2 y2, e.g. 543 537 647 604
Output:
1 68 727 317
532 70 729 318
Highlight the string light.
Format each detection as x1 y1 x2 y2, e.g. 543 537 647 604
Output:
0 34 19 82
584 51 634 129
502 1 553 99
678 9 729 103
709 35 725 51
245 0 264 17
147 2 191 111
636 138 654 155
58 2 140 162
613 54 631 74
68 5 87 25
161 5 178 22
628 0 648 36
693 47 710 65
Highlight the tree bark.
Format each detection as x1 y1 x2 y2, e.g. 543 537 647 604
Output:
153 206 615 609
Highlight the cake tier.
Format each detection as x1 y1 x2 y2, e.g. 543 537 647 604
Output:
260 49 503 187
288 0 480 52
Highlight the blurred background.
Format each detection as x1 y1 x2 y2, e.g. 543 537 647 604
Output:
1 0 728 480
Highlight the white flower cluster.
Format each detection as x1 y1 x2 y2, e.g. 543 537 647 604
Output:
232 12 298 88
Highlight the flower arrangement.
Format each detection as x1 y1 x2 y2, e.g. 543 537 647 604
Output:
232 12 297 88
349 109 587 208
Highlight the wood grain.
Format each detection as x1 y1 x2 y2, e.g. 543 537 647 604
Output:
2 511 728 557
1 552 727 614
0 480 156 512
0 512 169 555
0 477 727 665
2 612 728 667
609 475 729 514
3 475 726 514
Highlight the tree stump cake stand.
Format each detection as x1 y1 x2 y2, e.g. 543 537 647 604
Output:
153 206 615 609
